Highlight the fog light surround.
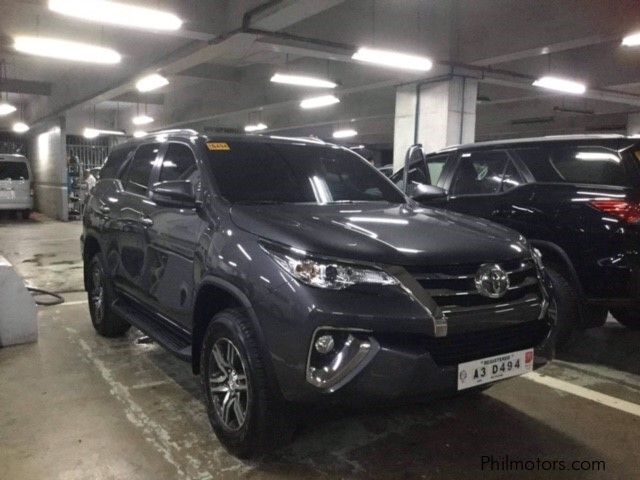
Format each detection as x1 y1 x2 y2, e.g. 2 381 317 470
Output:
306 328 380 392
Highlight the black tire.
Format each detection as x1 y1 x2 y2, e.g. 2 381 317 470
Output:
87 255 130 337
610 308 640 330
545 265 579 348
201 308 291 458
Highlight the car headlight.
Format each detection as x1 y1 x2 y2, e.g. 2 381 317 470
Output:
263 245 399 290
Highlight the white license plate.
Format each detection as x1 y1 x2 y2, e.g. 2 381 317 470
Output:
0 190 14 200
457 348 534 390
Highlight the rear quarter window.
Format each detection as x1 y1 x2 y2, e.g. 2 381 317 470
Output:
515 146 628 187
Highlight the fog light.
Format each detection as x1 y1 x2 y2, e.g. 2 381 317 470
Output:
314 334 334 354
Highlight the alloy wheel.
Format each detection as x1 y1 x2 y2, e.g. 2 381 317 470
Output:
90 263 105 325
208 338 250 431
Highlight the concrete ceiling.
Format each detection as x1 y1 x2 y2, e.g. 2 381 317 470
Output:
0 0 639 145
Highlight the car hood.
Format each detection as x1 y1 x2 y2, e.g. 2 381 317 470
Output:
230 203 527 266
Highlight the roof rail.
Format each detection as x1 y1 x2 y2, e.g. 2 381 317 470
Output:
148 128 199 137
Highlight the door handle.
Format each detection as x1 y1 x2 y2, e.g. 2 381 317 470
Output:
140 216 154 227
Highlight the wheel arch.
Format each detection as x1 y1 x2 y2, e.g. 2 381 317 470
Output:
82 234 102 291
529 240 584 298
529 239 592 326
191 276 272 379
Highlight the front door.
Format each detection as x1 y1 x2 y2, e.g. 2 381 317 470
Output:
146 142 204 329
113 143 161 305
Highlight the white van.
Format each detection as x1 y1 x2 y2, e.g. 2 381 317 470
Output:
0 154 33 219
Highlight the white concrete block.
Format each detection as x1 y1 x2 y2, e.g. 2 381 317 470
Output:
0 256 38 347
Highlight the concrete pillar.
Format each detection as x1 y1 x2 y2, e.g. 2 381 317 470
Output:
628 113 640 136
29 117 68 221
393 76 478 171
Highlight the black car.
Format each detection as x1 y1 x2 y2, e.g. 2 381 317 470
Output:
82 131 554 458
394 134 640 345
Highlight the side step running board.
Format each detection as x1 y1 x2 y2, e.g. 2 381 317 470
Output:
112 299 192 362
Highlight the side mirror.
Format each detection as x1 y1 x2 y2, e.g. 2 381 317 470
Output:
151 180 197 208
411 184 447 203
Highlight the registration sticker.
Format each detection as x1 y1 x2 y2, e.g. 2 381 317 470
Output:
207 142 230 151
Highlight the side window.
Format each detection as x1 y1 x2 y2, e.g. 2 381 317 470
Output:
502 161 524 192
516 146 627 186
159 143 197 183
100 146 134 179
451 150 509 195
424 154 448 186
122 143 160 195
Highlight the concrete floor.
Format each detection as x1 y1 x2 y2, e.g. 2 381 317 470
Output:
1 215 640 479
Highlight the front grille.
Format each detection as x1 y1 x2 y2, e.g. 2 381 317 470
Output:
424 320 549 366
402 257 548 365
406 258 542 313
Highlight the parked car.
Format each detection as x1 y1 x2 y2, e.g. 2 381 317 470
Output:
394 134 640 345
82 131 555 458
0 154 33 220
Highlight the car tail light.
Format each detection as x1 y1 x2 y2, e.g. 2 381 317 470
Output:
589 199 640 224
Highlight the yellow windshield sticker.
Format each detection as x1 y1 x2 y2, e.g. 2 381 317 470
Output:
207 142 230 151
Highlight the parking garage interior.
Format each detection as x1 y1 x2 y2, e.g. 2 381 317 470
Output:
1 1 640 479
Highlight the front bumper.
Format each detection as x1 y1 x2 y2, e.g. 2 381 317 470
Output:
255 277 554 403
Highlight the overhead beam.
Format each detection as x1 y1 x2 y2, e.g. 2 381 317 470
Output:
0 78 51 96
470 34 618 67
111 92 164 105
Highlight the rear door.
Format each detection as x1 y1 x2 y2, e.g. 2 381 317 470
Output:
113 143 162 305
146 142 204 329
445 149 526 220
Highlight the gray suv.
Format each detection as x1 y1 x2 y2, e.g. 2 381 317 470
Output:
82 131 555 458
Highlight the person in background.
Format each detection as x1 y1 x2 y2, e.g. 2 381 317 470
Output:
79 169 97 216
84 169 97 193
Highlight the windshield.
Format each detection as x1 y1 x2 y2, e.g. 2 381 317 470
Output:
206 141 405 204
0 161 29 181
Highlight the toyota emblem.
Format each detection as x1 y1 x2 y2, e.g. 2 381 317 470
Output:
474 264 510 299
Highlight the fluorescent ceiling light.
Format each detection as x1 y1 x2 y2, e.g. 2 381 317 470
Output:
244 123 268 132
136 73 169 92
300 95 340 109
0 103 17 116
133 130 147 138
622 32 640 47
83 127 125 139
270 73 337 89
532 76 586 94
352 47 433 72
132 115 154 125
14 36 121 64
333 129 358 139
48 0 182 31
12 122 30 133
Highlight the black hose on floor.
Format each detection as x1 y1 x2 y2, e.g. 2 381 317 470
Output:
27 287 65 306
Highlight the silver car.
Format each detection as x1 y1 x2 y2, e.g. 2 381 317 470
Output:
0 154 33 219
